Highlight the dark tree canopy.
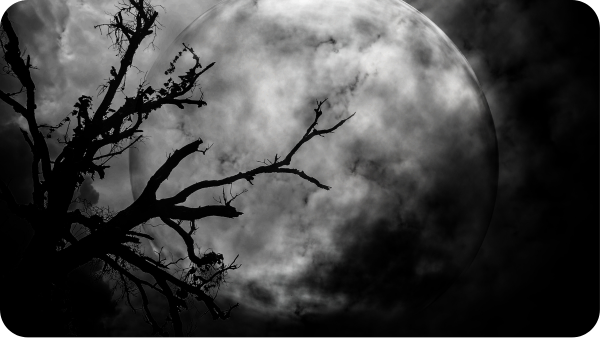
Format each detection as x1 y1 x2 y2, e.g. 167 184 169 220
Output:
0 0 352 336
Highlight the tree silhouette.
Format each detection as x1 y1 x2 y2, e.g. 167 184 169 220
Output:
0 0 353 336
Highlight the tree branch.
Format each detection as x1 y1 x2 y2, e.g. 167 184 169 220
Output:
159 204 243 221
162 102 353 205
201 254 239 289
111 245 238 320
275 168 331 190
160 217 228 270
100 254 167 336
139 139 204 199
67 209 105 231
97 60 214 136
20 125 45 207
0 90 26 114
0 15 34 90
92 2 158 124
93 135 143 161
126 230 154 241
155 278 183 336
1 15 52 185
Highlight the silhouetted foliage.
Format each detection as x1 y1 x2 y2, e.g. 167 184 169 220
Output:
0 0 352 335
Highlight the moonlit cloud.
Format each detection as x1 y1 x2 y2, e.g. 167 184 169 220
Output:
125 0 497 323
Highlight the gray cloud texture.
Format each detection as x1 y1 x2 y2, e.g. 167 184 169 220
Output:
127 0 497 326
0 0 596 336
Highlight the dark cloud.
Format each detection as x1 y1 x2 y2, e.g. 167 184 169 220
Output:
244 280 277 306
398 0 599 335
301 216 439 309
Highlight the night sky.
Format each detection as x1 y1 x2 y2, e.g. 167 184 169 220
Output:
0 0 597 337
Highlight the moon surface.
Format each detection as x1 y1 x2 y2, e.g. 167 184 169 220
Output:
129 0 497 319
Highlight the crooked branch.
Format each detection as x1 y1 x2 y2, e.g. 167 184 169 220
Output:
139 139 205 199
111 245 239 320
162 101 353 205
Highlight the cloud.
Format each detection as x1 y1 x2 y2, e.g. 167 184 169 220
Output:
126 0 497 331
398 0 599 335
137 0 596 335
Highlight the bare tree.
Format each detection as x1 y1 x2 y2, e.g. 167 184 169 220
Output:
0 0 353 336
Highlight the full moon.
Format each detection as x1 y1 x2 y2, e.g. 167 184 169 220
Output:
130 0 497 320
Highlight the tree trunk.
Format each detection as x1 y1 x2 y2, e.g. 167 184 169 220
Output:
2 233 71 336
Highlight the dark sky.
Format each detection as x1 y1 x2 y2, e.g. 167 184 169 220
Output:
0 0 598 337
